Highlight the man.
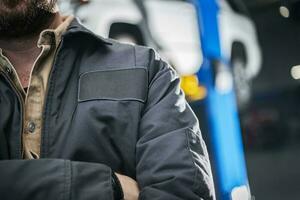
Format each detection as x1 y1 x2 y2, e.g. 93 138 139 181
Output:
0 0 215 199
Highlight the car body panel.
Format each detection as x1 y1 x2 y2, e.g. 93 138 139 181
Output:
218 0 262 80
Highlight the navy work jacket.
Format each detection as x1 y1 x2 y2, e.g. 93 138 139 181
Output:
0 19 215 200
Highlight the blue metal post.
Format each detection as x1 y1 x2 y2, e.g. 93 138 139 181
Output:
189 0 250 199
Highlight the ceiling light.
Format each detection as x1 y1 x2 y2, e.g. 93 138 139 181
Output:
291 65 300 80
279 6 290 18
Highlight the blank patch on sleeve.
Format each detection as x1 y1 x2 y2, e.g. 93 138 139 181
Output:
78 68 148 103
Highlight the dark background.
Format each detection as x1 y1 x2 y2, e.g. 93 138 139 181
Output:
239 0 300 199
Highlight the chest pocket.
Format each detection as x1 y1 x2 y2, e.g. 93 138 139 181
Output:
78 67 148 103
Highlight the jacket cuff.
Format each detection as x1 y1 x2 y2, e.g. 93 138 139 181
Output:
70 161 113 200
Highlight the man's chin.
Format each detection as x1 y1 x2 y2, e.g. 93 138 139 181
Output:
0 0 56 39
0 14 55 40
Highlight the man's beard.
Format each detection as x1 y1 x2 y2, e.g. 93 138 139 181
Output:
0 0 57 39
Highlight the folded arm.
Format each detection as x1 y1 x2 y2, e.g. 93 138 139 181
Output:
136 51 216 200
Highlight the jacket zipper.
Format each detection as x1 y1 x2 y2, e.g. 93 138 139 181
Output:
40 39 64 158
0 71 25 158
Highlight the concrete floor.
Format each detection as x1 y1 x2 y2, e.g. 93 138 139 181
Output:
246 146 300 200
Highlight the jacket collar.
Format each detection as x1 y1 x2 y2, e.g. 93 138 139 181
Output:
64 17 113 45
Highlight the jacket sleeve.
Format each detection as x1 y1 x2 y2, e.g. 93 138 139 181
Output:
0 159 114 200
136 51 216 200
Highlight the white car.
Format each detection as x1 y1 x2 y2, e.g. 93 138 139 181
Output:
60 0 203 76
217 0 262 107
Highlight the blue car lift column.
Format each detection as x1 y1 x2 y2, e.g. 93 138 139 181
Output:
189 0 251 199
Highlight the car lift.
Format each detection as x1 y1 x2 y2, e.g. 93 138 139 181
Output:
189 0 251 199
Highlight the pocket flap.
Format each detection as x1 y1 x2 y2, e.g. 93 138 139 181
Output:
78 68 148 102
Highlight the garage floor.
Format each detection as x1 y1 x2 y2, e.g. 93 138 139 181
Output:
246 146 300 200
